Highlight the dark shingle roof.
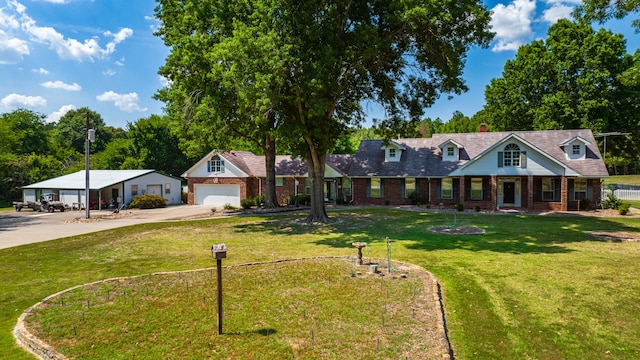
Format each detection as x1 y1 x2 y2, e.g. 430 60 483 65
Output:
348 129 608 178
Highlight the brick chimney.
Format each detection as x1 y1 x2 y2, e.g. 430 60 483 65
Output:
479 123 487 132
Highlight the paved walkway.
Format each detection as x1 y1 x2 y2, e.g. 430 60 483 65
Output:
0 205 213 250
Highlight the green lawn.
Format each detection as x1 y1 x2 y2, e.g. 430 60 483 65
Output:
1 209 639 359
603 175 640 186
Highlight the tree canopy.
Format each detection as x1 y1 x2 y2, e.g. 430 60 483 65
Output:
155 0 493 221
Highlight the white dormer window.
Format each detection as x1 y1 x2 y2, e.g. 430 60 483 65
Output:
561 136 590 160
572 145 580 155
498 143 527 168
389 148 396 158
207 155 225 173
439 139 462 162
382 142 404 162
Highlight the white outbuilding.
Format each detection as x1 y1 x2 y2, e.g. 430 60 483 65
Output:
22 170 183 210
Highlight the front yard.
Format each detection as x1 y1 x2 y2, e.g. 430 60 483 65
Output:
1 208 639 359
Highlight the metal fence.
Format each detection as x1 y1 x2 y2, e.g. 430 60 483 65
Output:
601 189 640 201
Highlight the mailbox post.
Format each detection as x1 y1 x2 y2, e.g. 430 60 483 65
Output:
211 244 227 335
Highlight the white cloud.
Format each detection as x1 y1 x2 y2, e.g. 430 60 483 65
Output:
3 2 133 62
46 104 76 123
542 0 580 23
96 91 148 112
159 75 171 88
0 93 47 108
0 29 29 63
41 80 81 91
103 68 116 76
103 28 133 55
115 57 125 66
33 67 49 74
42 0 69 4
0 7 20 29
490 0 537 52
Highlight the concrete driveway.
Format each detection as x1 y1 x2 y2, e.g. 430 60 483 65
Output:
0 205 214 250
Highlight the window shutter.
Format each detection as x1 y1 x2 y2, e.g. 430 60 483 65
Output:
587 179 593 199
366 179 371 197
401 179 406 198
554 178 561 201
498 152 503 167
520 151 527 168
568 179 575 201
207 161 211 173
437 179 442 199
536 178 542 201
380 179 385 197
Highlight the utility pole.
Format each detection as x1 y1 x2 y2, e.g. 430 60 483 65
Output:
85 111 95 219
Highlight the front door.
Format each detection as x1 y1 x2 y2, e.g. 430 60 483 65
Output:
324 181 334 202
504 182 515 204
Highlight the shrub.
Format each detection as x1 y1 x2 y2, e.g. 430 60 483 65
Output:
241 198 254 209
254 195 265 207
384 199 390 206
456 203 464 211
579 198 592 211
425 203 431 209
223 203 236 210
181 191 188 204
407 191 421 205
618 203 630 215
128 194 167 209
602 192 623 210
295 194 310 206
475 205 481 212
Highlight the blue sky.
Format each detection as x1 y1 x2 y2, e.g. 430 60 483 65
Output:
1 0 638 129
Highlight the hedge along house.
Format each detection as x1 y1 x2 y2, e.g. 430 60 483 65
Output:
182 150 353 207
348 129 608 211
22 170 183 209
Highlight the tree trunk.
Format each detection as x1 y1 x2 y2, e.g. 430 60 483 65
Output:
305 146 330 223
263 132 279 208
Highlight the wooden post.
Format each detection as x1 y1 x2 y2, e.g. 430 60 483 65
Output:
211 244 227 335
216 257 223 335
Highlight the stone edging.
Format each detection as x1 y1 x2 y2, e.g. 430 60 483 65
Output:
14 256 453 360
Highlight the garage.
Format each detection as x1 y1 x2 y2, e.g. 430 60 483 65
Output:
194 184 241 207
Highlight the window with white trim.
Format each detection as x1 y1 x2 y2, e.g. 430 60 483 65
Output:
441 178 453 199
342 178 352 196
131 184 138 196
574 179 587 200
542 178 555 201
369 178 382 198
165 183 171 194
503 143 520 167
404 178 416 198
207 155 225 173
447 147 454 157
572 145 580 155
389 148 396 158
471 178 483 200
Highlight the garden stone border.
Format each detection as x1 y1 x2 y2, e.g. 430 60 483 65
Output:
14 256 452 360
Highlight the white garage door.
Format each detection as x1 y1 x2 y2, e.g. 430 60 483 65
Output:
194 184 241 207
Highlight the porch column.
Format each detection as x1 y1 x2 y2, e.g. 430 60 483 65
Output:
491 175 498 210
528 176 534 210
459 176 465 205
561 176 568 211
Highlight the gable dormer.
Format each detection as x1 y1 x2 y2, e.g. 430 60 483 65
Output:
380 141 406 162
438 139 464 162
560 136 590 160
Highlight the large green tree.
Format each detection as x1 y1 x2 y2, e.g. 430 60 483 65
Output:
155 0 493 222
125 115 189 177
483 20 639 172
50 108 110 155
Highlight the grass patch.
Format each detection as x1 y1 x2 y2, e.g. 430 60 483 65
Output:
603 175 640 186
2 209 640 359
24 259 439 359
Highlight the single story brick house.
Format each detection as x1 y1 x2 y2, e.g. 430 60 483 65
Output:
181 150 352 207
348 129 608 211
184 129 608 211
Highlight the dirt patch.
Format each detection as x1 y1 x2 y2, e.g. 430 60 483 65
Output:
427 225 486 235
585 230 640 242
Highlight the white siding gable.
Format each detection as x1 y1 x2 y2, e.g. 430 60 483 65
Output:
564 139 587 160
438 139 463 162
452 140 576 177
185 153 248 178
